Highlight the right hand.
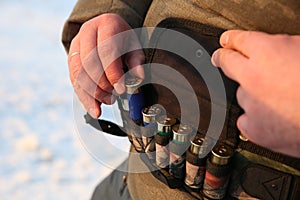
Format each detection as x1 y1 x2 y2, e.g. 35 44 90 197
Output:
68 13 145 118
212 30 300 157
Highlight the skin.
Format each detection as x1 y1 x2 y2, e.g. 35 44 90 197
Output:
68 14 300 158
212 30 300 158
68 13 145 118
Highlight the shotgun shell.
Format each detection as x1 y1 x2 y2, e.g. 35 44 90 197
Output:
203 143 234 199
185 134 209 189
155 115 176 168
142 105 163 160
125 76 145 122
169 124 193 179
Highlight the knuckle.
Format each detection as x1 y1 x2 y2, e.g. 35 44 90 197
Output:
238 31 252 44
275 34 294 50
275 34 291 42
237 115 246 128
68 56 82 71
70 67 80 80
94 89 106 100
75 89 93 112
76 70 87 86
97 13 118 22
107 71 122 85
83 81 98 95
76 73 100 96
217 49 228 68
134 51 145 62
91 87 115 104
69 73 76 87
243 98 256 114
94 90 114 104
236 87 246 108
98 79 113 92
79 21 94 33
73 81 81 92
97 13 127 28
236 87 243 99
91 70 104 83
81 97 91 111
74 88 90 109
242 66 259 88
99 44 116 62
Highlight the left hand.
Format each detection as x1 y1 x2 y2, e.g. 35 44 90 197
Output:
67 14 144 118
212 30 300 158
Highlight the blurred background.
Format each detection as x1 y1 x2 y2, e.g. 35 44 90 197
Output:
0 0 129 199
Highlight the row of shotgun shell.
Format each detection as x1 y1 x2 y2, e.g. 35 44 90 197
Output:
124 76 234 199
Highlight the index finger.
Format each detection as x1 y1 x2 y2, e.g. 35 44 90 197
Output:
212 48 249 83
220 30 268 58
97 24 144 94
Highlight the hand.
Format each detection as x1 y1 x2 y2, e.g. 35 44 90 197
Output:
212 30 300 158
68 13 144 118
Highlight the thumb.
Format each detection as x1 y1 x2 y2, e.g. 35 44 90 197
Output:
125 50 145 79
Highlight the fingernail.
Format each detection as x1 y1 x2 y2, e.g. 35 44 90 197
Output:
211 51 218 67
220 33 229 46
131 65 145 79
103 95 113 104
113 83 125 94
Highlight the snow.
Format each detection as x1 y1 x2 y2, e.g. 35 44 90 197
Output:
0 1 130 199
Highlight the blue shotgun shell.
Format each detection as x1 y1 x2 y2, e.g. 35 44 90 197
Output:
125 76 145 121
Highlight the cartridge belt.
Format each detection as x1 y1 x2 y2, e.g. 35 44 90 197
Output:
84 114 300 199
238 163 300 200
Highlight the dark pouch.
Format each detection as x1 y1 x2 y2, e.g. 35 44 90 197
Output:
133 18 241 199
144 18 240 145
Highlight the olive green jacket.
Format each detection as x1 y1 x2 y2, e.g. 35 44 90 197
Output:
62 0 300 53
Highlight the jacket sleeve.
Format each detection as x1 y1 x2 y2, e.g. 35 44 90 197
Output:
62 0 153 52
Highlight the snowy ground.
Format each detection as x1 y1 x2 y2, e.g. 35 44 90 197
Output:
0 1 130 199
